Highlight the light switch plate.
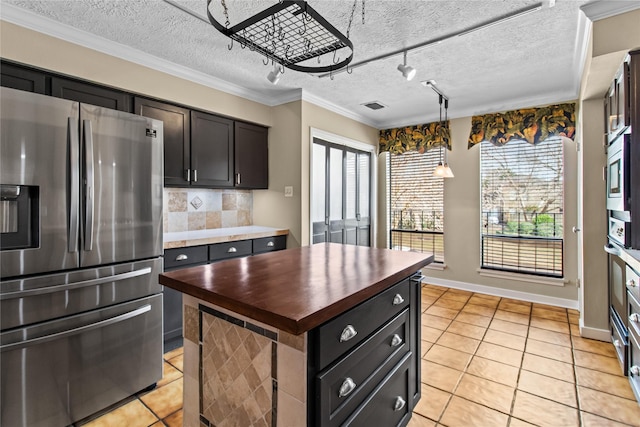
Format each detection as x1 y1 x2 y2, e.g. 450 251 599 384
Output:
284 186 293 197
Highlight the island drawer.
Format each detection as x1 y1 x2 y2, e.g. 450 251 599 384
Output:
315 278 410 370
164 246 208 270
629 324 640 402
628 265 640 307
208 240 252 261
316 309 410 426
253 235 286 254
341 352 412 427
629 291 640 337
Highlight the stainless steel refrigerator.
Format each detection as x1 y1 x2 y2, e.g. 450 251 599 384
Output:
0 87 164 427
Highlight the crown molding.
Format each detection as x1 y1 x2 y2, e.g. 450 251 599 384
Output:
300 90 380 128
580 0 640 22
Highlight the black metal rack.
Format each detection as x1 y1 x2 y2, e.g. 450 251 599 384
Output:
206 0 353 73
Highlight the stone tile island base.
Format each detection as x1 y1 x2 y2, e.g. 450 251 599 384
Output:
182 294 307 427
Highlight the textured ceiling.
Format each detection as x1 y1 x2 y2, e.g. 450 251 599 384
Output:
3 0 592 128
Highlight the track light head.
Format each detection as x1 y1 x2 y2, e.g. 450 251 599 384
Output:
397 51 416 81
267 65 283 84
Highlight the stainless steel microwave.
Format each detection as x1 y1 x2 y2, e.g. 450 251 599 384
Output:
607 131 631 217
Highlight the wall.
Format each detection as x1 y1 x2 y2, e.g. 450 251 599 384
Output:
577 8 640 335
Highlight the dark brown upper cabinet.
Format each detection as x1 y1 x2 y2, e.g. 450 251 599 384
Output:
134 97 190 187
0 62 47 94
190 111 234 188
235 122 269 189
51 77 131 112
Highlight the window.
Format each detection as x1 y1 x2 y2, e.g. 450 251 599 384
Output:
388 149 444 262
480 138 564 277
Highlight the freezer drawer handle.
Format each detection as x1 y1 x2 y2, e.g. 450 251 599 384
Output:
0 267 152 301
0 304 151 352
175 254 188 261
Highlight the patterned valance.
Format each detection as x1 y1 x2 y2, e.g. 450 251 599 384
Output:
467 102 576 148
379 121 451 154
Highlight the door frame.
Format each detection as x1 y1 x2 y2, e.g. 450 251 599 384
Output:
309 128 377 247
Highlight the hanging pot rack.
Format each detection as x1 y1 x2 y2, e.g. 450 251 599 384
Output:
205 0 354 73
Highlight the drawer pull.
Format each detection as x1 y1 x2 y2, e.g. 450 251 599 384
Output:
393 396 406 411
175 254 188 261
631 366 640 377
267 241 275 247
630 313 640 323
613 339 621 348
227 247 237 253
628 279 637 288
338 377 356 397
340 325 358 342
391 334 403 347
392 294 405 305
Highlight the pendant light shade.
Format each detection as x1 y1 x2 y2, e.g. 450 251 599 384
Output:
432 93 454 178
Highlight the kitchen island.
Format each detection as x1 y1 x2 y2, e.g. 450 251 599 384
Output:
159 243 432 427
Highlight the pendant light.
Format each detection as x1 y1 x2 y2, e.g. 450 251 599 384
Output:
433 94 454 178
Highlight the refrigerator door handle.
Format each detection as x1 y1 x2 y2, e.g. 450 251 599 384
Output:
68 117 80 253
0 304 151 352
0 267 152 301
83 119 95 251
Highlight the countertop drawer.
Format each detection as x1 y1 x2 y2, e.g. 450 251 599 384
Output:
208 240 252 261
316 309 410 426
315 278 410 370
164 246 208 271
253 235 286 254
341 352 412 427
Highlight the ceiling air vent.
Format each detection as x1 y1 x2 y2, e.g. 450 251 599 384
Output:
362 101 386 111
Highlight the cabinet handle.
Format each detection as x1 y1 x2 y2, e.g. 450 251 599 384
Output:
338 377 356 397
175 254 188 261
390 334 403 347
227 247 237 253
185 169 191 182
613 339 621 348
392 294 405 305
340 325 357 342
193 169 198 182
236 173 241 185
628 279 637 288
630 313 639 323
393 396 406 411
267 241 275 247
630 366 640 377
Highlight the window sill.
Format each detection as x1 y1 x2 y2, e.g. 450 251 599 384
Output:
477 268 568 287
425 262 446 271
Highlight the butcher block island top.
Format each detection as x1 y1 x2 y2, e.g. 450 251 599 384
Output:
159 243 433 335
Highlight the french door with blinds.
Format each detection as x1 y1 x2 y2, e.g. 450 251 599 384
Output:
312 138 371 246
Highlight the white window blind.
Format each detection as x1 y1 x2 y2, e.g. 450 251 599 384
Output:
389 149 444 262
480 138 564 277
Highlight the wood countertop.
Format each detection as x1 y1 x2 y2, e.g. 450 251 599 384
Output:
159 243 433 335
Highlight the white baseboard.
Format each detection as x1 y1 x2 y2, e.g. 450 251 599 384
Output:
421 275 580 310
579 319 611 342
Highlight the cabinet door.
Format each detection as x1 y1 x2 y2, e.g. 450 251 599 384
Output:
51 77 130 112
0 62 47 94
134 97 190 186
191 111 234 188
235 122 268 189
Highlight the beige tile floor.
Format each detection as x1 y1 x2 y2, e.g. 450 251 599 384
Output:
86 283 640 426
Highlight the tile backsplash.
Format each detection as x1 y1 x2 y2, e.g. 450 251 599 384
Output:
163 188 252 233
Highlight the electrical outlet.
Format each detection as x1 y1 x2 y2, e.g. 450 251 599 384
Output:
284 186 293 197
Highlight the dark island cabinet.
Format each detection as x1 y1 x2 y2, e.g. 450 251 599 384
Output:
0 62 47 94
191 111 235 187
134 97 191 186
235 121 269 189
51 77 131 112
